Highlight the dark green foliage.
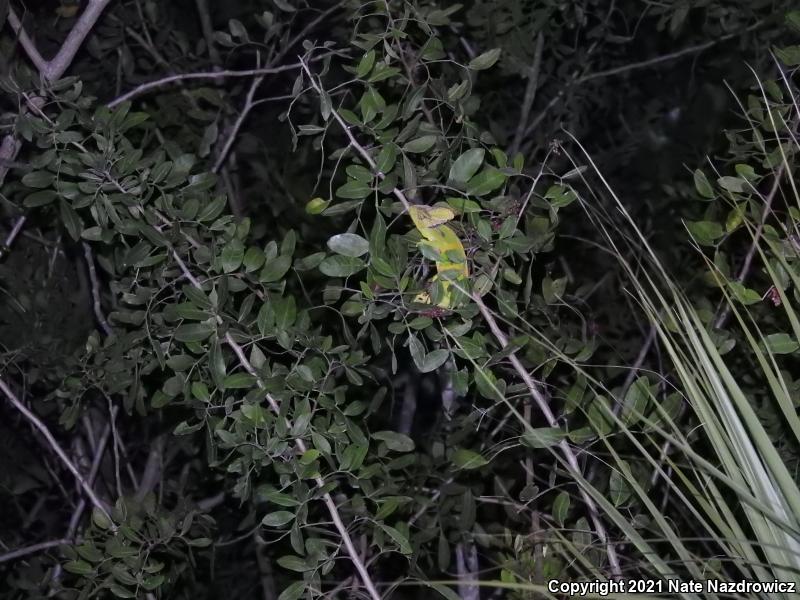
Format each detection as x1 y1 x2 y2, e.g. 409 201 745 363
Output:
1 1 799 599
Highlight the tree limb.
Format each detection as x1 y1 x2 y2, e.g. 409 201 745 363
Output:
108 56 333 109
0 538 69 564
82 242 112 336
0 376 114 527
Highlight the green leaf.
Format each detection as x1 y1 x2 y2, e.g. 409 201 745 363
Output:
223 373 256 389
729 281 761 306
403 135 437 153
356 50 376 78
92 507 112 530
372 431 415 452
278 581 307 600
468 48 501 70
521 427 565 449
335 179 371 199
693 169 714 199
24 189 57 207
221 239 244 273
276 555 310 572
686 220 724 245
452 448 488 470
262 511 296 527
466 168 506 196
59 199 83 241
762 333 799 355
449 148 484 185
174 323 214 342
259 254 292 282
553 491 570 526
420 348 449 373
327 233 369 257
376 143 398 174
63 560 93 576
319 255 366 277
109 585 136 598
274 296 297 329
22 170 55 188
775 45 800 66
787 10 800 33
379 524 412 555
609 463 632 506
718 176 747 193
305 197 330 214
244 247 266 272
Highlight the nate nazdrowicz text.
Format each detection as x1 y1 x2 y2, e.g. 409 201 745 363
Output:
548 578 796 596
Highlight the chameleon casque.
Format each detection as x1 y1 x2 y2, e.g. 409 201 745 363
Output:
407 204 469 308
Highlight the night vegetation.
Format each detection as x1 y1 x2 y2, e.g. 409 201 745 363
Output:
1 1 800 599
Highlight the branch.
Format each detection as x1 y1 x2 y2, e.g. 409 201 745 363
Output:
212 74 264 173
108 58 330 109
6 8 48 75
0 376 114 527
8 0 114 83
3 214 26 247
0 538 69 564
82 242 112 336
714 166 785 330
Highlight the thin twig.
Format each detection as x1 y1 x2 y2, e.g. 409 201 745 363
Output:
455 542 480 600
82 242 113 336
3 215 26 247
213 74 264 173
65 410 115 539
108 57 331 108
0 376 114 527
6 8 49 75
714 166 785 329
0 538 69 564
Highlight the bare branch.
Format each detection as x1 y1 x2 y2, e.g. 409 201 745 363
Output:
43 0 114 82
82 242 112 336
3 214 26 247
6 8 48 75
7 0 114 83
0 376 114 527
213 74 264 173
455 542 480 600
108 57 332 109
0 538 69 564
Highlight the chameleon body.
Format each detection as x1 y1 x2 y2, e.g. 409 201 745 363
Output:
407 205 469 308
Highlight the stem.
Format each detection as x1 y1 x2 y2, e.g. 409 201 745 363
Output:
0 377 114 527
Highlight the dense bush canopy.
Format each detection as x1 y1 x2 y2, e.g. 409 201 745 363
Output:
1 1 800 599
